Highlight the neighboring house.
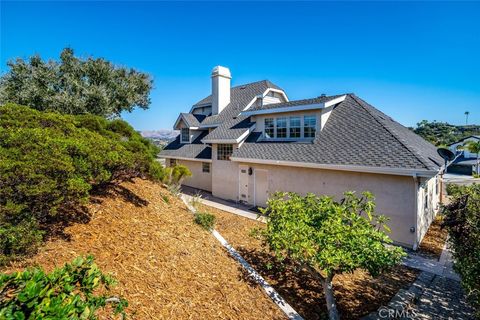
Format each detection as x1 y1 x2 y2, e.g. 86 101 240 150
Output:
160 66 443 249
448 135 480 175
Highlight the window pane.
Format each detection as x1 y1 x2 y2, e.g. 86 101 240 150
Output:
289 116 301 138
202 162 210 173
181 128 190 142
304 115 316 138
265 118 274 138
217 144 233 161
276 117 287 138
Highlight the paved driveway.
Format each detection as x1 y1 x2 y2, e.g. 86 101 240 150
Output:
443 173 480 186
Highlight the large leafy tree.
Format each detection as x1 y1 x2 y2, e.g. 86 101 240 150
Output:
0 48 153 118
260 191 405 320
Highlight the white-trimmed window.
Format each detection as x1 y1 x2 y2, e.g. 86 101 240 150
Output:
276 117 287 138
181 128 190 143
202 162 210 173
169 159 177 167
304 115 317 138
289 117 301 138
265 118 274 138
217 144 233 161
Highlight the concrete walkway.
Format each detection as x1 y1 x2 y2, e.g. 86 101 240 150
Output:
180 186 266 222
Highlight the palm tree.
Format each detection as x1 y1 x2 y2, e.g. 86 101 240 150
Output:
466 140 480 175
465 111 470 125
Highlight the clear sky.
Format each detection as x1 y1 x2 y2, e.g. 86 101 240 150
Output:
1 1 479 130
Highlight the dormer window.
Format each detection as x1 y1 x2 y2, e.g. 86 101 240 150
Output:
265 118 274 138
181 128 190 143
304 115 317 138
276 117 287 138
289 117 301 138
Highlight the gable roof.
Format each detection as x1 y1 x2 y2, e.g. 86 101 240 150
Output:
175 113 207 129
201 116 255 142
231 94 443 174
160 131 211 160
448 135 480 146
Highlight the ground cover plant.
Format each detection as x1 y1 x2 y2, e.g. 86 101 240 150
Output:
442 183 480 317
0 103 165 265
194 212 216 231
259 191 405 320
0 255 127 319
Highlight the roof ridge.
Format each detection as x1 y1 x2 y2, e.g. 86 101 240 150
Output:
349 94 433 170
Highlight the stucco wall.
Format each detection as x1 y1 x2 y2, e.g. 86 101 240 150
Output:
177 160 212 192
416 175 440 246
237 163 418 247
211 144 240 201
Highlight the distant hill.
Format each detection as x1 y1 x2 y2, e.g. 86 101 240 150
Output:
141 129 179 140
140 129 179 148
411 121 480 146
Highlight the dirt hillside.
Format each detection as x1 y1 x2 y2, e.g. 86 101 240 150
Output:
2 179 285 320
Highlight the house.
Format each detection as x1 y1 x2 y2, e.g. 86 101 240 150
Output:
160 66 443 249
448 135 480 175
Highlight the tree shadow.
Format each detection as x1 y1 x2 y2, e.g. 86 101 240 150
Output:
235 247 327 320
42 204 91 241
235 247 418 320
92 182 149 207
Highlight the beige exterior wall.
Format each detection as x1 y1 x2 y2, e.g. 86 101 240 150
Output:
176 160 212 192
211 144 240 201
236 163 419 247
416 175 441 246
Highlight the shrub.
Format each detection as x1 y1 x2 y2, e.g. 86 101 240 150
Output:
194 212 216 231
442 183 480 316
446 183 464 196
0 255 128 319
162 165 192 186
0 103 163 264
260 191 405 320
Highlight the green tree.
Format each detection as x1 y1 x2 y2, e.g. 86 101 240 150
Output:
260 192 405 320
466 140 480 175
0 255 128 319
0 48 153 118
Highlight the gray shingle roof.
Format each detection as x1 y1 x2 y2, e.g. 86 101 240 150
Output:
199 80 283 126
160 131 211 160
232 94 443 171
179 113 207 127
202 116 254 141
247 94 345 112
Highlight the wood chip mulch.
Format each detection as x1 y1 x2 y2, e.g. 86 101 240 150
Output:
199 203 420 320
417 215 448 260
1 179 286 320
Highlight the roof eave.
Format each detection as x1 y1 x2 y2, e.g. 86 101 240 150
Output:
230 156 439 178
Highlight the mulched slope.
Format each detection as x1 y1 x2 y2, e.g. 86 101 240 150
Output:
200 204 419 320
418 215 448 260
2 179 286 320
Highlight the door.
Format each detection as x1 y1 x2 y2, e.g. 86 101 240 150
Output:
254 169 269 207
239 165 249 203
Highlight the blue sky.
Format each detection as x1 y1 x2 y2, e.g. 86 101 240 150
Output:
1 1 479 130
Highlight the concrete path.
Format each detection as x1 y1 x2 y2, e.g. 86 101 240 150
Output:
443 173 480 186
180 186 266 223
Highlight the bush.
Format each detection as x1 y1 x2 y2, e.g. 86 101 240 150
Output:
0 255 128 319
194 212 216 231
0 103 164 264
442 183 480 317
162 165 192 186
446 183 464 196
